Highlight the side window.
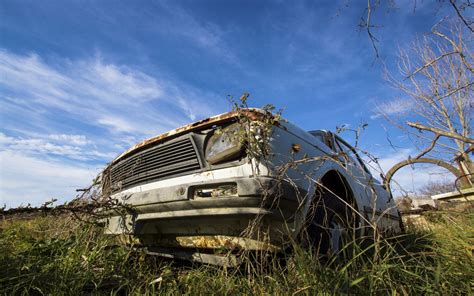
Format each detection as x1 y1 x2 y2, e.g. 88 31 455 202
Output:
335 139 357 165
309 131 335 151
334 137 369 173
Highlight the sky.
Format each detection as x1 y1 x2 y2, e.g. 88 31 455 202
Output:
0 0 460 208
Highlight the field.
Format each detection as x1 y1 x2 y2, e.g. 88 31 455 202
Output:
1 209 473 295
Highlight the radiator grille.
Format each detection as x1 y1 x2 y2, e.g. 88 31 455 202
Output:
109 137 201 191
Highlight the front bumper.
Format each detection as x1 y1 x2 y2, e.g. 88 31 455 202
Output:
105 176 307 250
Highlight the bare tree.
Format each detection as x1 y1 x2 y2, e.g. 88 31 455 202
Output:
379 21 473 184
419 180 457 196
358 0 474 58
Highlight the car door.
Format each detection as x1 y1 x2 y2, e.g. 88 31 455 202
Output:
331 135 381 204
332 135 398 227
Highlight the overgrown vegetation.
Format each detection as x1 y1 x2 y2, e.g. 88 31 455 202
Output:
1 209 472 295
2 96 472 295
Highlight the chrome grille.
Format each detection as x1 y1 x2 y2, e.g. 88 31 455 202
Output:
109 137 201 191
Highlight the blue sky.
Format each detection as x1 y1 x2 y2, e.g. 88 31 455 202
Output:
0 1 459 207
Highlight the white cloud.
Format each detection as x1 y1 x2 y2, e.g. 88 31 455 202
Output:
0 50 219 136
0 133 114 161
0 150 98 208
47 134 89 146
92 62 163 100
376 148 413 174
0 49 224 207
371 98 414 119
97 115 138 134
373 148 455 197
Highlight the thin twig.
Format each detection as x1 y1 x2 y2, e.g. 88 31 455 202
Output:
449 0 474 32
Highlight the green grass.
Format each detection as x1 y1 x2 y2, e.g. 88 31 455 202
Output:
1 210 473 295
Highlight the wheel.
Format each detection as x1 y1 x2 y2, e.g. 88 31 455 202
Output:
305 188 358 257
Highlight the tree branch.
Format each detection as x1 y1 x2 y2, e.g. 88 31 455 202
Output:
432 81 474 103
449 0 474 32
404 50 458 80
415 134 441 158
407 121 474 144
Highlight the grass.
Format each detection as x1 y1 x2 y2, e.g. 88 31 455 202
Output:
1 209 473 295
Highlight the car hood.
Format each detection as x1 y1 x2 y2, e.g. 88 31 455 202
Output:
108 108 268 166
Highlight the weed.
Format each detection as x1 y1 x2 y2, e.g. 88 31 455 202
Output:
1 209 472 295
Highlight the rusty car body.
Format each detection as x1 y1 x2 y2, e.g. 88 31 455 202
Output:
102 108 402 264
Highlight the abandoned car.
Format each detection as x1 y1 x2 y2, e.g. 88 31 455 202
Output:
102 108 402 263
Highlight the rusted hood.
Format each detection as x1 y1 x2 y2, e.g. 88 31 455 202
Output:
109 108 267 165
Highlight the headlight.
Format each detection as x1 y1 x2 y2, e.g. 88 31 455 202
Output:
205 124 244 165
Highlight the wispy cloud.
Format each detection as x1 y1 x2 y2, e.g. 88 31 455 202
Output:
152 3 239 65
371 97 414 119
373 148 455 197
0 50 219 136
0 133 114 161
0 150 97 208
47 134 90 146
0 49 224 207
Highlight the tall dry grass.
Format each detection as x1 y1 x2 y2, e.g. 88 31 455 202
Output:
1 209 473 295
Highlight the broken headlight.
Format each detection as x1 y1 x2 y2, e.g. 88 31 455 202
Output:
205 123 244 165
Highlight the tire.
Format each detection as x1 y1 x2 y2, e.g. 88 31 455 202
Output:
305 188 358 258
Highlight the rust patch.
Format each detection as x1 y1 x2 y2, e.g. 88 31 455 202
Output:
139 235 279 251
291 143 301 153
174 235 279 251
191 117 210 126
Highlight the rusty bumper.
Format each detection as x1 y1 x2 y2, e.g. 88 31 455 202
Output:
105 176 307 251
